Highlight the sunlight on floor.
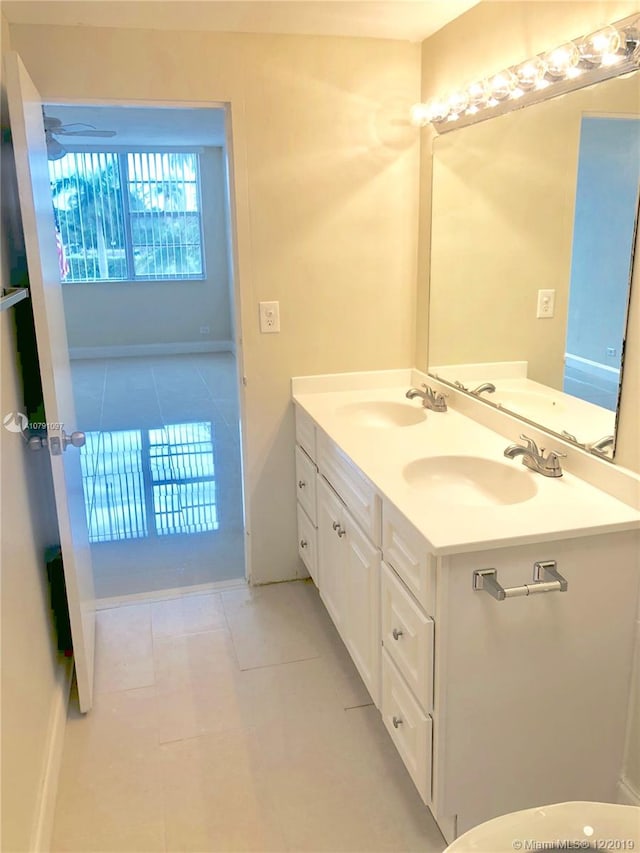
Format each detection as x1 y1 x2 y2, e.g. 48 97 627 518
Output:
70 353 245 598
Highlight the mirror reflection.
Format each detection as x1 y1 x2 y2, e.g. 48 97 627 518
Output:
428 70 640 459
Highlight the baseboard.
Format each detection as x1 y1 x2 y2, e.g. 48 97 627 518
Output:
617 776 640 806
69 340 235 359
30 655 73 852
95 577 247 609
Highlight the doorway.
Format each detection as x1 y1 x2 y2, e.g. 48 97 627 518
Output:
44 102 246 600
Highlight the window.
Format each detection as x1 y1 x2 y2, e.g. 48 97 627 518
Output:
49 151 204 282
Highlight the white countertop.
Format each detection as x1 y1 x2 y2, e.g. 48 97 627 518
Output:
292 372 640 555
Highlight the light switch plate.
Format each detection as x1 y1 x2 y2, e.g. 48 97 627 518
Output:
536 289 555 319
259 301 280 333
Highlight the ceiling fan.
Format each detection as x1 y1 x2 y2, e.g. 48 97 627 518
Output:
43 114 117 160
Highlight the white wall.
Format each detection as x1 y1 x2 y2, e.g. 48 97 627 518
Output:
8 21 421 585
1 14 70 850
62 146 235 353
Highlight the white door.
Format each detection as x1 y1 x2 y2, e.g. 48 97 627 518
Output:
5 52 96 712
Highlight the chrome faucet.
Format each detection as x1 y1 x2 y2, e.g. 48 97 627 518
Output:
504 434 565 478
470 382 496 396
405 383 448 412
589 435 614 451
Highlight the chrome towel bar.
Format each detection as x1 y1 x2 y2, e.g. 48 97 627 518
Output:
473 560 568 601
0 287 29 312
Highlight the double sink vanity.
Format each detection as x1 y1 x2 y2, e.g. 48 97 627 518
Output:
291 368 640 842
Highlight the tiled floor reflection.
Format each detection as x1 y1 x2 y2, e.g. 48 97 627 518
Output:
71 353 245 598
52 583 447 852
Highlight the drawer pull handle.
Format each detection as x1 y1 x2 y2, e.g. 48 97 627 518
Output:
332 521 346 537
473 560 568 602
392 716 403 729
298 480 306 489
332 521 340 530
300 539 307 549
392 628 403 640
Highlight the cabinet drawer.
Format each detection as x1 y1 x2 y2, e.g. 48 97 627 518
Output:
381 649 432 805
381 561 434 713
295 406 317 462
297 503 318 585
317 432 380 545
382 501 435 614
295 446 317 523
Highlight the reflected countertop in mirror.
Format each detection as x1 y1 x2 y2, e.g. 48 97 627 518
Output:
427 69 640 460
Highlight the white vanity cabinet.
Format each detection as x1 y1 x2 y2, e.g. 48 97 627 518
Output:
294 406 381 706
293 397 640 844
379 496 640 841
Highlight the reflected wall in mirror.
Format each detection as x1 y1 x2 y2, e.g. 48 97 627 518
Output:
428 70 639 459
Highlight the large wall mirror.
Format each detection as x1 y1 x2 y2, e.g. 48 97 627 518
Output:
427 68 639 460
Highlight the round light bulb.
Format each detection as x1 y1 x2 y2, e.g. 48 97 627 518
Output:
426 99 451 124
488 70 516 100
515 58 547 90
544 42 580 78
467 80 490 108
409 103 431 127
448 91 469 117
578 26 622 67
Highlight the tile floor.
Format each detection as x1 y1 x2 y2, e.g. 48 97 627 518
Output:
52 580 447 853
70 354 245 599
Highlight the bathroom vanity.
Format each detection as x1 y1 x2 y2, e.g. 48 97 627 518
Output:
292 369 640 842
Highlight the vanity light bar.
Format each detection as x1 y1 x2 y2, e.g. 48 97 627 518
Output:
412 14 640 133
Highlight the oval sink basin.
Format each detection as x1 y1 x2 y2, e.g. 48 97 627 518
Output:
337 401 427 428
402 456 538 506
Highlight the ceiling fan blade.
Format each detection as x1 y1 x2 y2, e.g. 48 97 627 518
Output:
56 129 117 137
46 135 67 161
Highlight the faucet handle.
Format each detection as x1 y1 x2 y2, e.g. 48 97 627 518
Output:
519 434 539 455
421 383 447 400
543 448 566 462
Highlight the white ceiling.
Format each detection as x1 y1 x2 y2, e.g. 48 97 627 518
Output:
44 104 228 147
3 1 479 43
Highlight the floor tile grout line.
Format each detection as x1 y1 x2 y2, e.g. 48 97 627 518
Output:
237 652 323 672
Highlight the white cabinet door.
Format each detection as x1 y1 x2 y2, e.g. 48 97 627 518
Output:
317 477 347 637
381 562 434 713
295 445 317 523
296 503 318 585
344 516 380 706
382 649 432 805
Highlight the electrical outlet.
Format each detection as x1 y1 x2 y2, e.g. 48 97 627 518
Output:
606 347 617 357
536 289 555 319
200 325 210 335
259 301 280 333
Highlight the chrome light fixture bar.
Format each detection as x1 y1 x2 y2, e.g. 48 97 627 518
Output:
412 14 640 134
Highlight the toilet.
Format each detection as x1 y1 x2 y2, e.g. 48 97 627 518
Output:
444 802 640 852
